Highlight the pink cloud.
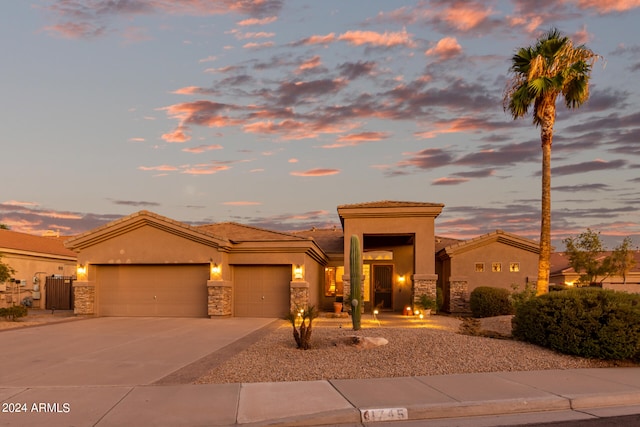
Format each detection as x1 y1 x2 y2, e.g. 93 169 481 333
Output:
290 168 340 177
338 29 415 47
432 177 470 185
138 165 179 172
425 37 463 61
243 119 353 140
288 158 299 163
242 41 275 49
571 25 593 44
237 16 278 26
43 1 284 39
3 200 40 207
181 164 230 175
569 0 640 13
129 137 146 142
439 4 495 31
182 144 223 153
297 55 322 73
161 126 191 143
322 132 390 148
298 33 336 46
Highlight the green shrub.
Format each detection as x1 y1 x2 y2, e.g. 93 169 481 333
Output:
512 288 640 361
470 286 514 318
0 305 28 321
510 282 536 310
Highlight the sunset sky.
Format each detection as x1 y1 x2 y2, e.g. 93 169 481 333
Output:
2 0 639 249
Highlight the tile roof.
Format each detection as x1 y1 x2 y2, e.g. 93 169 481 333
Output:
0 229 77 258
293 228 344 254
197 222 308 242
550 251 640 275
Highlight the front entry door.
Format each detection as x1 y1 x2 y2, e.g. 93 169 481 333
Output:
373 265 393 310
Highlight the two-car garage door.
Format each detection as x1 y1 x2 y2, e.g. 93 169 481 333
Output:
95 264 291 318
96 265 209 317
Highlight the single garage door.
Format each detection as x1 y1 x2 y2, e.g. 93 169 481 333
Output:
97 265 209 317
234 265 290 317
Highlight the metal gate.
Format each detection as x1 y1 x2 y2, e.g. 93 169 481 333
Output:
45 276 74 310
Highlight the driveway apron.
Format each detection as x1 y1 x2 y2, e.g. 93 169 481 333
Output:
0 317 275 387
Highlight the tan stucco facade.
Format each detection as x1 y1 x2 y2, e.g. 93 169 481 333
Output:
0 229 77 309
437 230 540 312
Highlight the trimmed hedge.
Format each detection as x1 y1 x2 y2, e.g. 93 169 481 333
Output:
470 286 514 318
512 288 640 361
0 305 28 321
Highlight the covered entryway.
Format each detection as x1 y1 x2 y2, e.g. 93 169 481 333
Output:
233 265 291 317
96 265 209 317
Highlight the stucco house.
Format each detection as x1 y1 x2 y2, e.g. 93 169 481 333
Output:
436 230 540 313
63 200 543 318
550 251 640 293
0 228 77 309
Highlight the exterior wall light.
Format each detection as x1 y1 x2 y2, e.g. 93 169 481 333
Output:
77 264 86 275
294 265 303 280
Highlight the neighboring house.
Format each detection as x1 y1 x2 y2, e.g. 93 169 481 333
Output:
62 200 547 318
436 230 540 313
0 229 77 309
550 251 640 294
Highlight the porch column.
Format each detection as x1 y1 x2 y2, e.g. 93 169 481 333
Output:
73 281 95 315
412 273 437 308
448 276 469 314
290 281 309 312
207 280 233 317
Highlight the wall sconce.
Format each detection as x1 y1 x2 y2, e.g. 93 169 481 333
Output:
294 265 303 280
77 264 87 276
397 274 405 292
211 263 221 277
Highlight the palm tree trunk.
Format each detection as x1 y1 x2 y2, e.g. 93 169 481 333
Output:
537 105 555 295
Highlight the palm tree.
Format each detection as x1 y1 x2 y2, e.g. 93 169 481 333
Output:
504 28 600 295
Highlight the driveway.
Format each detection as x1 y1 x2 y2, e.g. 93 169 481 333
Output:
0 317 275 387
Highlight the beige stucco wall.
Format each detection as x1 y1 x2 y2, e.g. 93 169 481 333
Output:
450 241 538 293
77 226 220 266
343 216 435 275
0 252 76 309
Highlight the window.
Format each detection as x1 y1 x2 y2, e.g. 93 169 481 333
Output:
510 262 520 272
492 262 502 272
474 263 485 272
324 266 344 296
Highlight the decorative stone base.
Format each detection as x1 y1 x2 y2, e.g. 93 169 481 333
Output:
207 280 232 317
448 277 470 314
290 281 309 312
73 281 95 315
412 274 437 308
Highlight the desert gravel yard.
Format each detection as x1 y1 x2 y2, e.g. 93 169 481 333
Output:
195 314 627 384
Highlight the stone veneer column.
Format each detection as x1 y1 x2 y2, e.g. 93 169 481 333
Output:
290 281 309 312
207 280 232 317
72 281 95 315
448 276 469 314
412 274 438 308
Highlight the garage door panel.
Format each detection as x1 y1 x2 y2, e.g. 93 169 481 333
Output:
234 266 290 318
97 265 208 317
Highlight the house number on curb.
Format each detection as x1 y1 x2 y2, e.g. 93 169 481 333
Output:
360 407 408 422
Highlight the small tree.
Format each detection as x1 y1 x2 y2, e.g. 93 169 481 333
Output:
608 237 636 284
564 230 636 285
0 253 16 283
286 305 318 350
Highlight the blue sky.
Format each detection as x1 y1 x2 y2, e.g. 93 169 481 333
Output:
2 0 639 249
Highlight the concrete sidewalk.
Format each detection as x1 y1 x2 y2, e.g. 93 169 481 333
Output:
2 367 640 426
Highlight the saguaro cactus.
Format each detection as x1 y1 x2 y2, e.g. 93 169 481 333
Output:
350 234 362 331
